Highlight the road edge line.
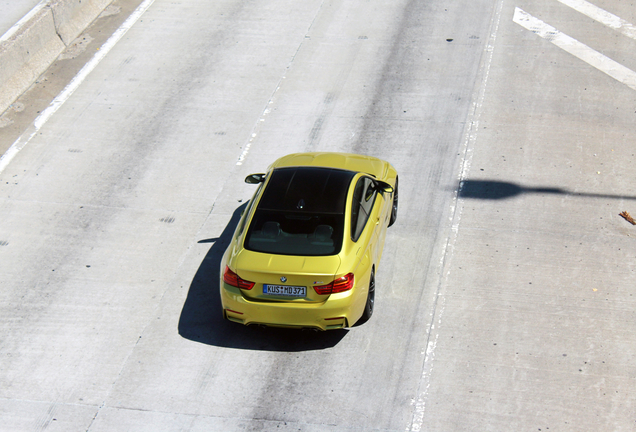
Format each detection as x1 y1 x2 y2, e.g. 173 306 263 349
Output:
0 0 157 176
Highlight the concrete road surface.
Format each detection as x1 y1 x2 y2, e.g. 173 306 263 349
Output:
0 0 42 36
0 0 634 430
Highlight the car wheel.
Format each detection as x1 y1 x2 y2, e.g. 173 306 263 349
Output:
360 269 375 323
388 176 398 227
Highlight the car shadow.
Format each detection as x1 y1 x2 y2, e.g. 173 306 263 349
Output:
178 202 348 352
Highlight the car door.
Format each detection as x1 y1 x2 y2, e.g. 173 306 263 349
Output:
349 176 381 308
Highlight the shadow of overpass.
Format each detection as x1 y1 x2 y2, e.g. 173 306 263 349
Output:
458 180 636 201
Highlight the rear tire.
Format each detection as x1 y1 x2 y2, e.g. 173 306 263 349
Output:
360 269 375 323
388 177 398 227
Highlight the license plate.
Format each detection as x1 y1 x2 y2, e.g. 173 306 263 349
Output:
263 284 306 297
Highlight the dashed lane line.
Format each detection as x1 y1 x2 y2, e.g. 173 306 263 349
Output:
408 0 506 429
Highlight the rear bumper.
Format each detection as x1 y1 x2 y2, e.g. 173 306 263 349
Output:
220 283 358 331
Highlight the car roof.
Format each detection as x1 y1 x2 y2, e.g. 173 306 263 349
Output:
258 166 355 214
269 152 388 179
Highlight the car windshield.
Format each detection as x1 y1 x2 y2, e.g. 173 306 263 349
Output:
244 166 355 256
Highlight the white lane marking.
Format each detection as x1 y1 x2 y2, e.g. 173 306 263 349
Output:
407 0 506 430
235 79 281 165
0 0 47 43
557 0 636 40
235 2 321 166
0 0 157 175
513 8 636 92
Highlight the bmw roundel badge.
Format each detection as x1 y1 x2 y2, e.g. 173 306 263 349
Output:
280 276 287 283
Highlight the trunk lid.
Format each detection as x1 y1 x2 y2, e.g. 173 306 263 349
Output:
232 250 341 303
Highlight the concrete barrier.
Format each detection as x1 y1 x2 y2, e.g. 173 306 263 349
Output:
0 0 113 115
50 0 113 45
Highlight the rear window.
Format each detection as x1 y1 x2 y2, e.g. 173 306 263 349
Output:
244 167 355 256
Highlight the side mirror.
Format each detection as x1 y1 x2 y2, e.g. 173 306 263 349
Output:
245 173 266 184
375 180 394 194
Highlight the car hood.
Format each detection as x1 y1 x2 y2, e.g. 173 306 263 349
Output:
270 152 389 180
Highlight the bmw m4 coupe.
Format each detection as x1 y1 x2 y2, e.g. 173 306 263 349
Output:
220 152 398 330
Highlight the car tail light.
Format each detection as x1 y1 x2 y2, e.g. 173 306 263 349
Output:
314 273 354 295
225 309 244 315
223 266 255 290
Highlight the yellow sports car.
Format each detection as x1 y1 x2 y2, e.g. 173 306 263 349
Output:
220 152 398 330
